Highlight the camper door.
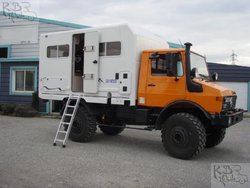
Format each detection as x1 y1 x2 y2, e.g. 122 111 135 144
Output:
83 31 99 93
39 33 72 95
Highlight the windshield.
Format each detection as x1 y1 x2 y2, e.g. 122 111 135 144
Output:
190 52 209 77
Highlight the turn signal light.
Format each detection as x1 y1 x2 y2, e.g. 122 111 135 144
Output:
216 96 223 102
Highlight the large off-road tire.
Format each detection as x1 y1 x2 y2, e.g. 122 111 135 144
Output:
205 128 226 148
69 105 97 142
161 113 206 159
99 124 125 136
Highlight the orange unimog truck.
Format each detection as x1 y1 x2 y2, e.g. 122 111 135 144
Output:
40 25 243 159
136 43 243 159
72 42 242 159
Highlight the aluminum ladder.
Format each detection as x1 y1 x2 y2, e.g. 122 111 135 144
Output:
53 94 81 147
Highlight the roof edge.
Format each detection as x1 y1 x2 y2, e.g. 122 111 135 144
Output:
0 11 90 29
0 57 39 62
207 62 250 68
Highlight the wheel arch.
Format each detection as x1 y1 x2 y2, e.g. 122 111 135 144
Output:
156 100 211 130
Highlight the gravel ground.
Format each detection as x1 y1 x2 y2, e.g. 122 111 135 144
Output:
0 115 249 188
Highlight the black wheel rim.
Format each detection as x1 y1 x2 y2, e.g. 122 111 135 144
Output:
170 126 190 147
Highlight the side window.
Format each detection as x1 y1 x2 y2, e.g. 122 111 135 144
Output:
99 43 105 56
106 42 121 56
47 46 57 58
58 45 69 57
99 41 121 56
151 53 183 76
151 54 168 75
47 44 69 58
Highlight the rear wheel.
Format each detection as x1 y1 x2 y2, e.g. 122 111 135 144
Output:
161 113 206 159
69 105 97 142
205 128 226 148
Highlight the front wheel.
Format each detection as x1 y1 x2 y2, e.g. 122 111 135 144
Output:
205 128 226 148
161 113 206 159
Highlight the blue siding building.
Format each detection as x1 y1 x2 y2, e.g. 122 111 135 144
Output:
0 11 88 113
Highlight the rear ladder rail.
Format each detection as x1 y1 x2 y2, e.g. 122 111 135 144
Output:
53 94 81 147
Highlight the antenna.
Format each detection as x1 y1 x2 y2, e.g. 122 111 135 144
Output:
230 50 238 65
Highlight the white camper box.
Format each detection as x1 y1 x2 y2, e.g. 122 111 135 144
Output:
39 24 168 106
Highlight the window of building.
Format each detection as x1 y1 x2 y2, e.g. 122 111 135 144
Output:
99 41 121 56
47 44 69 58
0 46 9 58
10 67 37 95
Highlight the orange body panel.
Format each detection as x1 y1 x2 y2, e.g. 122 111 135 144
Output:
137 49 235 114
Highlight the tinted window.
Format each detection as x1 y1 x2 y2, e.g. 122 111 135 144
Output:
151 53 183 76
151 54 168 75
58 45 69 57
47 44 69 58
99 43 105 56
106 42 121 56
47 46 57 58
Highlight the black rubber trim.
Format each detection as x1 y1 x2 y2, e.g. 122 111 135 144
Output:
211 109 244 128
156 100 211 126
184 42 203 93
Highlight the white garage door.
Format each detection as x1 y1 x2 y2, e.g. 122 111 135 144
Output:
217 82 248 110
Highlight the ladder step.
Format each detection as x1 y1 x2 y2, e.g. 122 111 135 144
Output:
65 114 73 116
67 105 75 108
69 97 78 100
61 122 70 125
58 130 67 134
55 139 64 143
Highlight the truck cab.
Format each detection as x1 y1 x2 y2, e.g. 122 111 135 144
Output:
138 43 243 129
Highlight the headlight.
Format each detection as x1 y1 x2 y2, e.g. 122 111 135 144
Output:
222 96 236 112
224 97 233 103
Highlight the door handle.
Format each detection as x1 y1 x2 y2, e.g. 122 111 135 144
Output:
148 83 156 87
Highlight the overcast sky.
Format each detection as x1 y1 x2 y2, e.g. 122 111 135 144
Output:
17 0 250 66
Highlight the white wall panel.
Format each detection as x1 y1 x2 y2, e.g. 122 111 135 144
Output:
217 82 248 110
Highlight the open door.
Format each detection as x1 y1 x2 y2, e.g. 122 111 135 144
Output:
72 33 84 92
83 31 99 93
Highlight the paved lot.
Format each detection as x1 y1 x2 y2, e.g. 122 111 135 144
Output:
0 115 249 188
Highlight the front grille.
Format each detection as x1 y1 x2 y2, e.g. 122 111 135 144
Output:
232 96 237 109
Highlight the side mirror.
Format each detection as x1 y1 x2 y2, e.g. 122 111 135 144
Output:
190 67 198 78
176 61 183 77
211 72 218 81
